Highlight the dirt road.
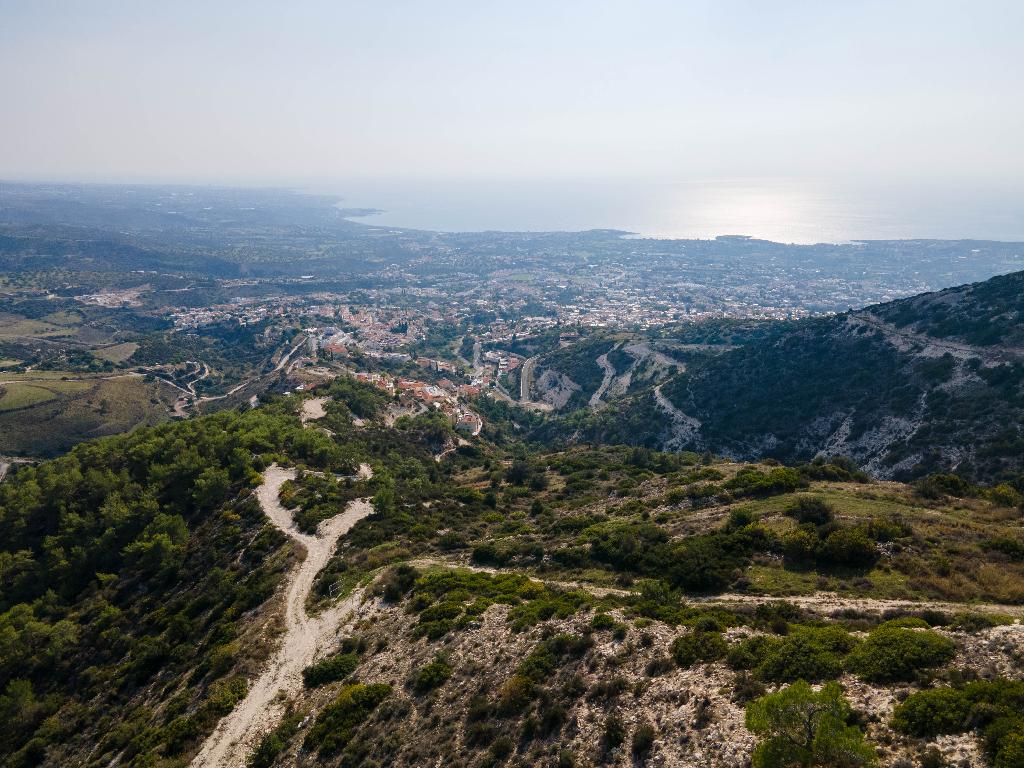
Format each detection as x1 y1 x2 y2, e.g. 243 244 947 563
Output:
191 463 374 767
405 557 1024 620
653 383 702 449
589 349 616 410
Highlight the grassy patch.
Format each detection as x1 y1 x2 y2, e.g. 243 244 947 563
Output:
0 376 174 455
94 342 140 363
745 565 817 595
0 383 60 411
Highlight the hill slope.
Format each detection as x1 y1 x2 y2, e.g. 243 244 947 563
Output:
537 270 1024 482
3 379 1024 767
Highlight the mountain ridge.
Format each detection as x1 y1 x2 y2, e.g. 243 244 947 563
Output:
527 269 1024 483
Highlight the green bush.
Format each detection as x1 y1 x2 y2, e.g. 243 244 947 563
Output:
671 630 727 668
725 467 807 498
303 683 392 755
784 497 835 526
754 626 859 683
819 527 879 569
782 529 819 567
411 655 452 695
892 686 976 737
892 680 1024 741
248 708 306 768
302 652 359 688
727 635 776 671
746 681 876 767
846 627 955 682
891 679 1024 766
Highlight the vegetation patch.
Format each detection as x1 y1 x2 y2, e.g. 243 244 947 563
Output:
302 652 360 688
407 569 591 639
303 682 392 755
845 625 955 682
746 681 876 767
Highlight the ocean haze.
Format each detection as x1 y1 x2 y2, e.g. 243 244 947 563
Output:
2 2 1022 189
328 177 1024 244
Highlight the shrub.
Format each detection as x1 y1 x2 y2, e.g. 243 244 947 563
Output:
645 655 674 677
819 527 879 569
302 652 359 688
914 473 976 500
746 681 876 767
846 627 956 682
731 671 767 704
411 655 452 695
603 715 626 752
303 683 392 755
377 564 420 603
981 537 1024 561
988 484 1024 509
727 635 775 671
754 626 859 683
782 529 819 567
632 720 657 762
893 679 1024 768
249 708 305 768
784 497 835 526
892 687 976 737
671 631 727 668
725 467 807 498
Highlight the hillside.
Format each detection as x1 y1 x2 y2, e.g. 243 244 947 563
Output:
3 378 1024 767
535 270 1024 483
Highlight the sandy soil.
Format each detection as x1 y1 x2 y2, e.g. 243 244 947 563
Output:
299 396 329 424
190 463 374 768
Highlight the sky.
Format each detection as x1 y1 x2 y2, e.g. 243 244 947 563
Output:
1 0 1022 187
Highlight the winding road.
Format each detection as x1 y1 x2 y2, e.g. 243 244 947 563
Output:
191 462 374 768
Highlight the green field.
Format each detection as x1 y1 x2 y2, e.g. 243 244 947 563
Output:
0 376 176 455
0 315 68 338
0 383 60 411
94 341 140 363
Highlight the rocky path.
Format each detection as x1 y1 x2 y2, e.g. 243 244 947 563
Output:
852 313 1024 360
191 463 374 768
406 557 1024 619
694 591 1024 619
653 383 702 449
589 344 620 410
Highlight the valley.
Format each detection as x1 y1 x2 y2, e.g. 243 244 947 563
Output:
0 183 1022 768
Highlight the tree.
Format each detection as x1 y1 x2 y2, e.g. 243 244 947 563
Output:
745 681 876 767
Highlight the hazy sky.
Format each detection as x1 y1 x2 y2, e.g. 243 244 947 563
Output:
2 0 1022 186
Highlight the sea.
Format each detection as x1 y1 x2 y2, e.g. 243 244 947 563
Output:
324 177 1024 244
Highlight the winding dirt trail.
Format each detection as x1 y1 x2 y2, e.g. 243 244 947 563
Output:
191 463 374 768
653 383 702 449
589 346 618 410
